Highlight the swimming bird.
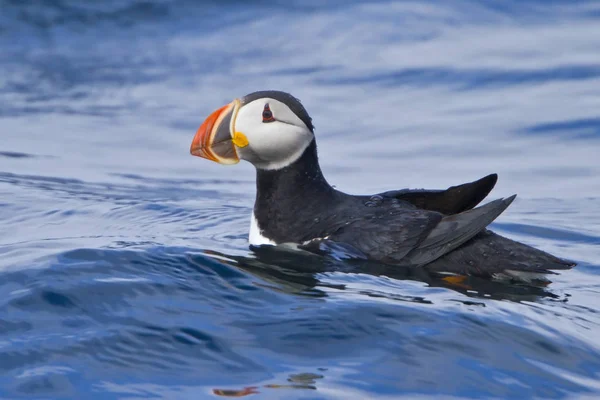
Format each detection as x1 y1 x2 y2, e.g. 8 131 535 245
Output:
190 90 575 283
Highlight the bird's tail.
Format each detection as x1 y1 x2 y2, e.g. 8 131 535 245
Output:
425 230 576 284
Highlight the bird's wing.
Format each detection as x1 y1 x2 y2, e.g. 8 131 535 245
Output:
322 195 515 267
402 195 516 266
380 173 498 215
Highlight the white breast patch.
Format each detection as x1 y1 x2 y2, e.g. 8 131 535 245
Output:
249 212 277 246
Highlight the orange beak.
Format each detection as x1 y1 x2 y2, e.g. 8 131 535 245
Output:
190 100 240 164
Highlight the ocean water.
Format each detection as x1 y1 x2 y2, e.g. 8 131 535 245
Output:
1 0 600 398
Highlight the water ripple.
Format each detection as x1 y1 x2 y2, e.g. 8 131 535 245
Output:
1 0 600 398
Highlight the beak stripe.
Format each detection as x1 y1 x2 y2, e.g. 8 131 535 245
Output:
190 100 241 164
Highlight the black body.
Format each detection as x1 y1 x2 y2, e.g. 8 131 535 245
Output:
253 140 575 278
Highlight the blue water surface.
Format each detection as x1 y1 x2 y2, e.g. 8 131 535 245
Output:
1 0 600 398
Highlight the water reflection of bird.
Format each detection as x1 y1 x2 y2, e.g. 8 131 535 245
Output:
212 372 324 397
202 247 562 304
191 90 575 284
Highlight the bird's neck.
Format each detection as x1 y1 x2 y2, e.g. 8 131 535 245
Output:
254 140 337 225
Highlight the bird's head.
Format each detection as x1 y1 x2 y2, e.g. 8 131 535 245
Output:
190 91 314 170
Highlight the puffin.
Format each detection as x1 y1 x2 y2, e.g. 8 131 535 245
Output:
190 90 575 282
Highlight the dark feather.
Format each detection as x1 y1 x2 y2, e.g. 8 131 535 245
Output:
380 173 498 215
322 196 516 267
403 195 516 266
424 230 576 276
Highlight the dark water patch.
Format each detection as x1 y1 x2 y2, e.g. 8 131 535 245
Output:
494 222 600 244
0 55 166 102
110 172 249 187
524 117 600 139
269 65 342 77
0 151 36 159
480 0 600 15
317 65 600 89
0 172 227 204
0 104 128 118
0 238 597 397
525 166 596 178
0 0 171 31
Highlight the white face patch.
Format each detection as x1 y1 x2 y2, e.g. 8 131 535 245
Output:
233 98 314 170
249 212 277 246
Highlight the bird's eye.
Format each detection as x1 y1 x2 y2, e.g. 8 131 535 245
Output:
262 104 275 123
